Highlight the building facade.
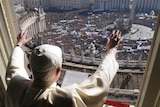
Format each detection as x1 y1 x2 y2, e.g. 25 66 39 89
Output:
93 0 130 11
24 0 41 10
49 0 90 10
136 0 160 11
93 0 160 12
23 0 90 10
23 0 160 12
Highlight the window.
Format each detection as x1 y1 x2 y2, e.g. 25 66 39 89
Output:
0 0 160 107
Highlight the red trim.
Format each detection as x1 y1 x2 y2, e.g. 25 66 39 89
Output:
105 100 130 107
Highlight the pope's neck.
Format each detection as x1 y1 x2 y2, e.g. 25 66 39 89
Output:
31 80 57 88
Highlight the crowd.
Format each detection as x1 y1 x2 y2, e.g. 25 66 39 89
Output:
35 11 153 61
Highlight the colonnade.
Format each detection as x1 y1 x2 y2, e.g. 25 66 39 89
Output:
18 8 46 38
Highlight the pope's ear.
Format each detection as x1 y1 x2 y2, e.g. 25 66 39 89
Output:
56 67 61 75
53 67 61 82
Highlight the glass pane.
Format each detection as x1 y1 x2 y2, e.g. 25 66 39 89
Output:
14 0 158 106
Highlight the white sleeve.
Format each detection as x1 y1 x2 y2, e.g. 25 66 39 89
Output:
6 46 30 83
97 53 119 85
63 53 119 107
79 52 119 89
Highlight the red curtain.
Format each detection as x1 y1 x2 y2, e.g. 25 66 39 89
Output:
105 100 130 107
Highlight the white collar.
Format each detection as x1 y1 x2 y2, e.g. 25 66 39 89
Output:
49 82 57 87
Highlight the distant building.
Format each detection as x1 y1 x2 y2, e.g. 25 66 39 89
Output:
92 0 160 12
23 0 41 10
94 0 130 11
49 0 90 10
14 0 24 6
40 0 50 10
23 0 90 11
136 0 160 11
23 0 160 12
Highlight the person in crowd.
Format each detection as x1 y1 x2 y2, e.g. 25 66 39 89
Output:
6 30 122 107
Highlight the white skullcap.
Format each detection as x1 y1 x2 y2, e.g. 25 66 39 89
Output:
30 44 62 73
